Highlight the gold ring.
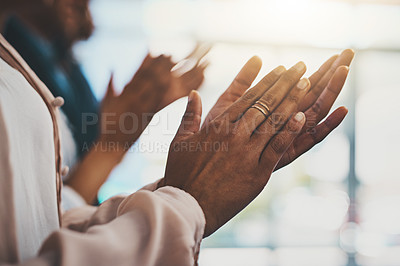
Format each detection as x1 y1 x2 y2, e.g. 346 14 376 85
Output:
250 105 268 118
255 101 271 113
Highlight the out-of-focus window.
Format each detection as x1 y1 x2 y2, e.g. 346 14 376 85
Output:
74 0 400 265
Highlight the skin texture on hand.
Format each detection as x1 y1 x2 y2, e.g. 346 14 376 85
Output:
275 49 354 170
162 62 313 237
202 49 354 171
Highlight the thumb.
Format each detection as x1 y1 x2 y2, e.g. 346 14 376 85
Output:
176 90 202 139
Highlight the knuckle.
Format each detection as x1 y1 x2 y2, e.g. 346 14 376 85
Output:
307 131 321 143
306 125 317 135
287 118 300 132
208 118 232 137
260 75 275 87
271 135 286 154
234 76 251 88
311 101 322 114
243 90 257 102
281 72 298 85
285 148 296 165
288 94 300 103
316 81 326 92
312 83 325 96
328 65 337 75
267 113 286 129
182 112 192 120
193 114 202 125
226 88 244 100
259 93 276 107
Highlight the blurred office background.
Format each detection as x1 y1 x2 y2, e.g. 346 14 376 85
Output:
74 0 400 265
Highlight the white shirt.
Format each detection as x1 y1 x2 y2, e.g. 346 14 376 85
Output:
0 56 59 260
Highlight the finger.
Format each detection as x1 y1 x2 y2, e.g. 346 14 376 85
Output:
137 53 163 74
305 66 349 126
188 72 205 91
202 56 262 126
260 112 306 169
132 54 173 84
105 73 116 99
184 42 202 60
124 56 172 114
252 78 310 145
238 61 306 131
175 91 203 139
300 49 354 111
308 54 338 92
193 44 212 65
199 60 210 72
222 64 286 122
224 56 262 102
186 42 212 62
275 106 348 170
141 53 155 67
124 55 173 98
173 44 211 75
124 54 161 91
181 62 206 82
178 65 207 94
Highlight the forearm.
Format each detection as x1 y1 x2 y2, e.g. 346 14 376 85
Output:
65 143 124 203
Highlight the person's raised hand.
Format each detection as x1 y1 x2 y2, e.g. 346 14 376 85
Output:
275 49 354 170
161 62 311 237
200 50 354 171
156 44 211 111
157 61 208 111
99 54 174 156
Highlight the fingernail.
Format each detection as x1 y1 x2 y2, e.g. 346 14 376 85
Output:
342 66 350 72
294 112 305 122
274 66 286 75
294 61 306 72
297 78 309 90
188 90 195 102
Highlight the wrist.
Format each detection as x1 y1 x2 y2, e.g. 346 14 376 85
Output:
65 143 124 203
92 139 127 164
183 187 216 238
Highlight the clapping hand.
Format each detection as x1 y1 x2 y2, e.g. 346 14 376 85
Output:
157 43 211 110
162 61 314 236
202 49 354 171
100 46 210 155
99 54 174 154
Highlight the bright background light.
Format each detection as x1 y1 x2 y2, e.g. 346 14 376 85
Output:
74 0 400 265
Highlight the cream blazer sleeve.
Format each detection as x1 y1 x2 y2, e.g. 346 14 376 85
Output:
33 187 205 266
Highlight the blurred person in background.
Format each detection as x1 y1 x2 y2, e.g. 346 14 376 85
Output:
0 0 208 207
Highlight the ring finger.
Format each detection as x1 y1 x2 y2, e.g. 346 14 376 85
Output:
252 78 310 148
238 61 307 133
